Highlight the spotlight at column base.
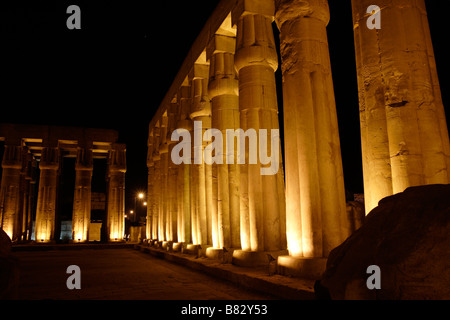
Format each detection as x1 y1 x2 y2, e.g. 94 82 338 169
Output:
277 255 327 280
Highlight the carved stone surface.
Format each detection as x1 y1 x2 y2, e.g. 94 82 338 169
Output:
352 0 450 213
320 184 450 299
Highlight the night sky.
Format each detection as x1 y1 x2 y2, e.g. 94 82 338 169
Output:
2 1 449 218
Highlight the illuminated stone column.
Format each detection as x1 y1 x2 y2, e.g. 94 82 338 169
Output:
0 145 23 242
189 57 213 247
167 101 179 242
159 115 169 242
146 130 155 240
21 153 36 241
231 0 287 266
35 146 60 242
352 0 450 213
175 81 192 245
152 126 162 241
206 31 241 254
106 144 126 242
274 0 349 278
72 147 93 242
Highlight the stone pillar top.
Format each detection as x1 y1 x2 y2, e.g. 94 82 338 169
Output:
189 59 212 120
1 145 23 169
166 101 178 145
233 0 278 73
75 147 93 171
231 0 275 24
274 0 330 28
39 147 60 170
147 134 155 168
159 114 169 154
108 144 126 173
207 34 236 60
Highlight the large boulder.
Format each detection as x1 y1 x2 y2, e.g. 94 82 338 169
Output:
0 229 19 299
320 184 450 299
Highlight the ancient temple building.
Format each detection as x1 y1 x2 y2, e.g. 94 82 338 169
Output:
0 123 126 243
146 0 449 278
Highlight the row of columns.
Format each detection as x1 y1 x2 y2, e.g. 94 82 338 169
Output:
146 0 449 277
0 145 35 243
0 143 126 243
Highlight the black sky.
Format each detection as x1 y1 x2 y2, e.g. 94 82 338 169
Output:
2 0 449 214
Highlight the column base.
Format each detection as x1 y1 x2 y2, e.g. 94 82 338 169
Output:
35 240 56 244
108 240 126 243
70 240 88 244
184 244 212 257
232 249 288 267
173 242 184 252
205 247 236 263
162 241 173 251
277 255 327 280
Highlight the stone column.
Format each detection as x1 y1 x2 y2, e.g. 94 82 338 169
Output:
175 80 192 246
21 153 36 241
152 126 162 241
167 101 179 243
72 147 93 242
206 32 241 257
35 146 60 242
274 0 350 278
189 58 213 247
231 0 287 266
159 115 169 242
146 130 155 240
106 144 126 241
0 145 23 242
352 0 450 213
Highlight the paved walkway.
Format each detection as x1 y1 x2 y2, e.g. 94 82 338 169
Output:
12 248 276 300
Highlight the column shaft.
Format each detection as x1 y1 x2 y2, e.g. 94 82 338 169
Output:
275 0 349 260
146 132 155 240
208 35 241 249
0 145 23 242
72 147 93 242
106 144 126 241
167 102 179 242
176 83 192 244
232 0 287 260
352 0 450 213
189 62 213 246
35 147 59 242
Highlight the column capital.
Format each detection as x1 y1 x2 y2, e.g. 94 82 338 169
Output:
231 0 275 24
39 147 60 170
75 147 93 171
147 133 155 168
177 80 194 131
108 144 126 173
233 3 278 72
206 34 236 60
1 145 23 169
166 102 178 146
274 0 330 29
189 62 211 120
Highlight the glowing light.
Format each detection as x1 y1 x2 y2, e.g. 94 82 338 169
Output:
138 193 144 199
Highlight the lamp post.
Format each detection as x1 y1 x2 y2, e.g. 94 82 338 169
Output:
134 192 145 223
